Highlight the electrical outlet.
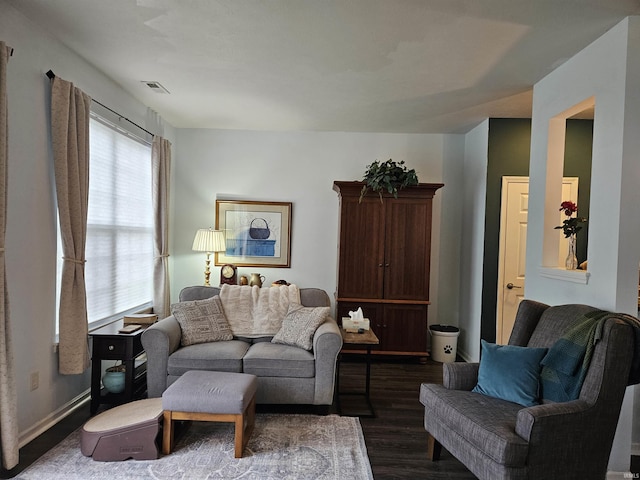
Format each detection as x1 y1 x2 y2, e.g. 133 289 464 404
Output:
30 372 39 391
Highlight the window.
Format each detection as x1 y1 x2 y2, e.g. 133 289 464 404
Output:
56 114 153 333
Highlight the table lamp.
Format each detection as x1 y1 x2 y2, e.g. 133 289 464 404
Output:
192 228 226 286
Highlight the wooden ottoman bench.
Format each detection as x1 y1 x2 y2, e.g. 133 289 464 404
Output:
162 370 258 458
80 398 163 461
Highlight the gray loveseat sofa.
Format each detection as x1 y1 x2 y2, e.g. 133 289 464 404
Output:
141 285 342 405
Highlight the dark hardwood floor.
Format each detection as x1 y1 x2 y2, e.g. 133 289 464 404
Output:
337 355 476 479
1 355 475 479
3 356 637 479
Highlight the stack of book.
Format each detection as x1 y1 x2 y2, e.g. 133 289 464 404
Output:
123 313 158 326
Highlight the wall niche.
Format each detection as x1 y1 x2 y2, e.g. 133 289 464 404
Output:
543 97 594 280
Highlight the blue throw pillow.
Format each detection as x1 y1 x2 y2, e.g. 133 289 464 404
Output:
472 340 548 407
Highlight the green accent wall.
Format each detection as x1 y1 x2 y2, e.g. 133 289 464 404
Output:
480 118 593 343
563 119 593 264
481 119 532 342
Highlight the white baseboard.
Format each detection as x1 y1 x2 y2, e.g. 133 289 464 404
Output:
632 442 640 457
607 471 638 479
456 348 474 363
19 389 90 448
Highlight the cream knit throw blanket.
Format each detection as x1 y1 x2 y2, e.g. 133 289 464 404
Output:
219 284 301 337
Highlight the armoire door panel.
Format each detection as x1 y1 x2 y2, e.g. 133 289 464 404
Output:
336 197 385 298
383 199 432 300
379 304 428 353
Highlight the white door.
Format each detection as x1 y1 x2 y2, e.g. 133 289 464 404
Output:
496 177 579 344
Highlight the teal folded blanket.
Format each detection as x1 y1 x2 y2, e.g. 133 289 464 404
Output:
541 309 640 402
540 310 608 402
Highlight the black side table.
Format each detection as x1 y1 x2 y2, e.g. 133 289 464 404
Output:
336 328 379 418
89 320 147 414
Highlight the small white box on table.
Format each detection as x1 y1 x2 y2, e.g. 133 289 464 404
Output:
342 317 370 330
342 307 370 331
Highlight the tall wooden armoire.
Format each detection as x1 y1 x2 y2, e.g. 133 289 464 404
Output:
333 181 443 357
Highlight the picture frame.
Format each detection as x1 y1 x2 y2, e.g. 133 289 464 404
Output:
214 200 292 267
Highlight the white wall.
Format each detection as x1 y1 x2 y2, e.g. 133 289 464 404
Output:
436 135 466 335
1 1 467 443
171 129 465 333
526 17 640 473
457 120 489 362
1 3 175 443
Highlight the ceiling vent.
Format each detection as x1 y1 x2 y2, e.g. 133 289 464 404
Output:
141 81 170 94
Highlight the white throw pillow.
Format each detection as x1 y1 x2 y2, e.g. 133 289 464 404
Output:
271 303 329 351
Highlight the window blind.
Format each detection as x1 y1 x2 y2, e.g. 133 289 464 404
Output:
86 117 153 324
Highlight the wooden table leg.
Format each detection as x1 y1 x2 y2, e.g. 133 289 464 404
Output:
162 411 173 455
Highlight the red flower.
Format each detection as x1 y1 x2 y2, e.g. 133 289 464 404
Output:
555 201 587 238
560 201 578 216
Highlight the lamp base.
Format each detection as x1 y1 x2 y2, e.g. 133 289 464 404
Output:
203 253 211 286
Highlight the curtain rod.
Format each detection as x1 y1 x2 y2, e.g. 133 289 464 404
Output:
46 70 155 138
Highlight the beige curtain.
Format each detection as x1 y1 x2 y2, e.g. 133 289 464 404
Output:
51 76 91 375
0 41 18 470
152 137 171 319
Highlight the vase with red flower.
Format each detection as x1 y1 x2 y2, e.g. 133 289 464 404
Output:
555 200 587 270
565 234 578 270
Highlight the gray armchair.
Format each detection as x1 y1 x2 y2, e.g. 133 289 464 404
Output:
420 300 637 480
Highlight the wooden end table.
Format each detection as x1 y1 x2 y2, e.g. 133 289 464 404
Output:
336 328 379 418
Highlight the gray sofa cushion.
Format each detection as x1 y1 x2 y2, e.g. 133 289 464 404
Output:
299 288 330 307
179 285 218 302
243 342 315 378
167 340 250 376
421 383 527 467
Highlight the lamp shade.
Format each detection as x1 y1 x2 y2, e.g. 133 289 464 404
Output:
192 228 226 253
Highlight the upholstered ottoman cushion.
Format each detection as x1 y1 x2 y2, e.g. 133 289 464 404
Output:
162 370 258 458
80 398 163 461
162 370 257 413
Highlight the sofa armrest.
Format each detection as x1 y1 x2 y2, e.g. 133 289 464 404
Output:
443 362 479 390
312 317 343 404
141 315 182 398
515 399 591 442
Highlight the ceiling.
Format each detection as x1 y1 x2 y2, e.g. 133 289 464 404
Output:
8 0 640 133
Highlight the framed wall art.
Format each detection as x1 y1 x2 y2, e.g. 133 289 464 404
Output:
214 200 292 267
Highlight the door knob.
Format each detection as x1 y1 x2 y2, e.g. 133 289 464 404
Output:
506 283 522 290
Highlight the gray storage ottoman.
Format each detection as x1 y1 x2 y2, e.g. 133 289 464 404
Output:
80 398 163 461
162 370 257 458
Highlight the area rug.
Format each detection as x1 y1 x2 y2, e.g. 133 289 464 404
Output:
17 414 373 480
